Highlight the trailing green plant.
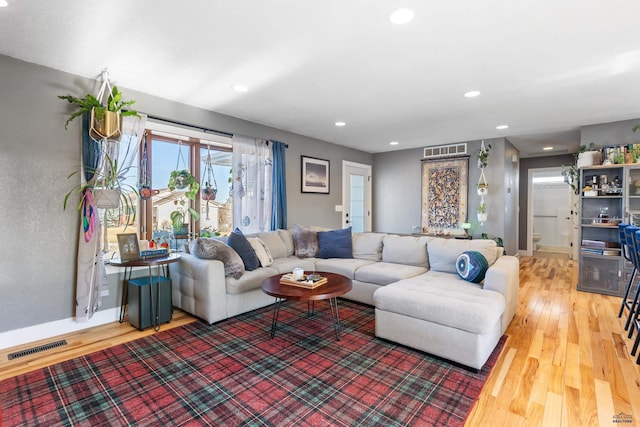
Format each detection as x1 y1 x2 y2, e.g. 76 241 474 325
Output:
168 169 200 199
561 142 597 195
63 153 138 227
170 199 199 231
168 169 200 230
478 143 492 168
58 86 139 129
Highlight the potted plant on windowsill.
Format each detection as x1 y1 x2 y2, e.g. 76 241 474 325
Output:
59 85 139 140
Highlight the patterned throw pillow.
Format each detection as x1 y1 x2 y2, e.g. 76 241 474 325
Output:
227 228 260 271
194 238 245 279
456 251 489 283
247 237 274 267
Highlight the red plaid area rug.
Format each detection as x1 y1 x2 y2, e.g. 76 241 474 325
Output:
1 300 504 426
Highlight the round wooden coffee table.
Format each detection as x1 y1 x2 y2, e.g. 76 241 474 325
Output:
261 271 353 340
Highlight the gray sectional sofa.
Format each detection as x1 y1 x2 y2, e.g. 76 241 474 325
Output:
168 228 519 370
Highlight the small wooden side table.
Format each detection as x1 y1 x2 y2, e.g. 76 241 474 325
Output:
110 253 181 331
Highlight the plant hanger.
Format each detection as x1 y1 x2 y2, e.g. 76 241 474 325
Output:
202 144 218 202
90 70 121 141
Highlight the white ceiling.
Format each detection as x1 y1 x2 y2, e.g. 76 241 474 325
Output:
2 0 640 156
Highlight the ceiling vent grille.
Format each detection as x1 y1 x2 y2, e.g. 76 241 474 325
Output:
423 143 467 159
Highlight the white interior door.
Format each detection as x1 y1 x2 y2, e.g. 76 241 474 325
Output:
342 161 372 231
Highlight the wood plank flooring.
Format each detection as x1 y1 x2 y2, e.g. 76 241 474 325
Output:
2 255 640 426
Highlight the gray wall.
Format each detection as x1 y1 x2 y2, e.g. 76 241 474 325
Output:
0 55 372 333
581 118 640 147
373 138 520 255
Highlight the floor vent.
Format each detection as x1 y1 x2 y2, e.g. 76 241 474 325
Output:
8 340 68 360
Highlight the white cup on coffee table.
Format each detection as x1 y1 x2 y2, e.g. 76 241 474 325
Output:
292 267 304 280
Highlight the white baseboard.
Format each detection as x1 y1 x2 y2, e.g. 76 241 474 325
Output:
0 307 120 351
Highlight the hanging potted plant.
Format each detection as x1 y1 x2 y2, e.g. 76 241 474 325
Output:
477 202 488 224
478 142 492 168
202 146 218 201
59 82 138 140
168 168 200 231
168 169 199 198
477 182 488 196
64 151 138 220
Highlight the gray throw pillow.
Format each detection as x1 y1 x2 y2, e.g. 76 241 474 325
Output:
292 224 319 258
194 238 245 279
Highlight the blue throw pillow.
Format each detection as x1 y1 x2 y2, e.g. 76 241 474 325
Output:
317 227 353 259
227 228 260 271
456 251 489 283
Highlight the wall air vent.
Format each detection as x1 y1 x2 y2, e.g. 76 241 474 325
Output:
423 143 467 159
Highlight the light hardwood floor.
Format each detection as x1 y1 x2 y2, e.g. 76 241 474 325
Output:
2 255 639 426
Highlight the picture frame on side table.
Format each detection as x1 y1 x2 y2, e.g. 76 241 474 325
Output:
117 233 141 261
301 156 330 194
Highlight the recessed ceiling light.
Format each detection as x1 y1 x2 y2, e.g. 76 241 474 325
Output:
231 84 248 93
464 91 480 98
334 121 346 127
0 1 8 7
496 124 509 130
543 146 554 151
389 141 399 146
389 7 414 25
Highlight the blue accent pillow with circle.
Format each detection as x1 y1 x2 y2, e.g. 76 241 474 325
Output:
456 251 489 283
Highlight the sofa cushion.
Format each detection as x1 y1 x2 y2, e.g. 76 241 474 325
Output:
352 232 385 261
247 237 274 267
373 272 505 334
317 227 353 258
255 231 288 259
456 251 489 283
292 224 319 258
314 258 376 279
225 267 279 294
277 229 295 256
227 228 260 271
193 237 245 279
355 262 427 286
428 238 497 274
269 257 317 274
382 234 430 268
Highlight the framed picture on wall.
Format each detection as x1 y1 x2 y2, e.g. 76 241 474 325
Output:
301 156 330 194
117 233 141 261
421 157 469 235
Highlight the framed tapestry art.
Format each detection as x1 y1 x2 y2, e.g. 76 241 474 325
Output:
421 157 468 235
301 156 330 194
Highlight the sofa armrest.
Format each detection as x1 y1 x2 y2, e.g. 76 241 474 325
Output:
169 253 228 324
483 255 519 333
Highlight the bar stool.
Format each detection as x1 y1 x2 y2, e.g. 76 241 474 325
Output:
618 224 636 318
631 229 640 360
623 225 640 336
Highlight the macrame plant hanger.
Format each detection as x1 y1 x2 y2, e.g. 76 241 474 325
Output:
202 145 218 220
477 140 489 225
138 136 151 200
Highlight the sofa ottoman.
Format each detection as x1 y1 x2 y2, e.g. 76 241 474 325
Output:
374 272 506 370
